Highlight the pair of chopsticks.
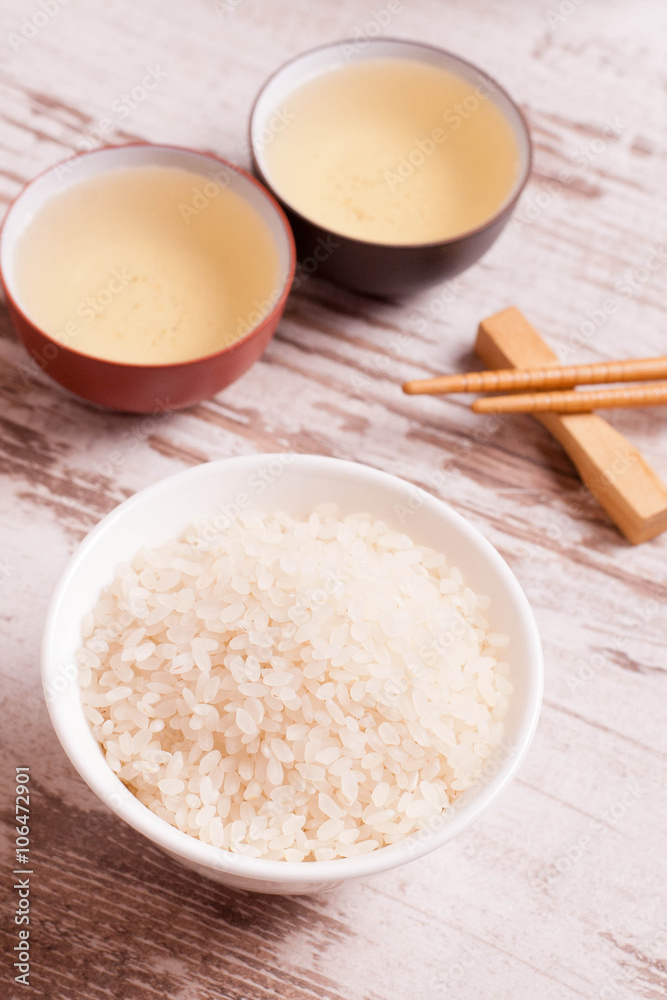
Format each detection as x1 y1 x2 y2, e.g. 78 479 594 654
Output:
402 356 667 414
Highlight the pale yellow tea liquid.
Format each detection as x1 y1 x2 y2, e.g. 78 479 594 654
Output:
14 165 281 364
264 58 521 245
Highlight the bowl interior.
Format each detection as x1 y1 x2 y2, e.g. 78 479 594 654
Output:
43 455 542 887
0 144 294 334
251 38 532 245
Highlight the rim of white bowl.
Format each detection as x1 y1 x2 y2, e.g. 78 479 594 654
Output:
42 454 543 885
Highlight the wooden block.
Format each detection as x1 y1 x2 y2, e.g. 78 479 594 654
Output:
475 307 667 544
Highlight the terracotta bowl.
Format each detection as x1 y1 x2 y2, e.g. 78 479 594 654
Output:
250 39 532 298
0 144 296 413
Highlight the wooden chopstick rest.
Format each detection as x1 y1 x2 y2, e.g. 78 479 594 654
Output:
473 381 667 415
475 307 667 545
403 355 667 396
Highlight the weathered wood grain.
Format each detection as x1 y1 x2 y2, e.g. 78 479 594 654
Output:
1 1 666 998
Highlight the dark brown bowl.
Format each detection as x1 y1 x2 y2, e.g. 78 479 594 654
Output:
250 39 532 298
0 144 296 413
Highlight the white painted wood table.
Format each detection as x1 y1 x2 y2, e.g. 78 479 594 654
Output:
1 1 666 997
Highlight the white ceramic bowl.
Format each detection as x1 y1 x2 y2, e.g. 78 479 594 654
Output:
42 454 543 894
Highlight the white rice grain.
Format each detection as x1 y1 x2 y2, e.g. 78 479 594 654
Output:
78 505 511 862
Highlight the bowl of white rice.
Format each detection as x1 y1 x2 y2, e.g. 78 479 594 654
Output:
42 454 542 894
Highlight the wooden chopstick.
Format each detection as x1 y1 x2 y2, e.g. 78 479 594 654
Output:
402 355 667 396
476 307 667 544
472 380 667 415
